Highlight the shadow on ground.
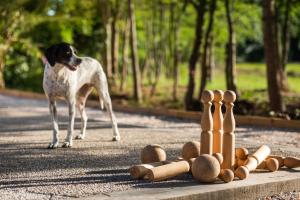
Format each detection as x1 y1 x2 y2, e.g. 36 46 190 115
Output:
0 115 148 133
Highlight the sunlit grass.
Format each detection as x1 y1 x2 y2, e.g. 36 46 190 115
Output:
111 62 300 109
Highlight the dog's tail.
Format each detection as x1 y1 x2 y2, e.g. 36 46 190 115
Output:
99 98 104 110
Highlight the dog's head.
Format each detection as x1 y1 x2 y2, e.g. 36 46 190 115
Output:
45 42 82 71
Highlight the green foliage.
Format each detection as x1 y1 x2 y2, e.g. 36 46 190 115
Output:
0 0 300 110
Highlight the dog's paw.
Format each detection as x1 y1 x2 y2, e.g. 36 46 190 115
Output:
112 136 120 142
75 135 85 140
62 142 72 148
48 142 59 149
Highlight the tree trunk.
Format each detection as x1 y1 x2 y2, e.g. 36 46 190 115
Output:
111 19 119 79
184 0 206 110
276 0 290 92
111 1 120 81
225 0 238 96
207 35 215 81
128 0 142 102
263 0 285 112
282 0 290 70
150 0 164 97
199 0 216 99
120 19 130 93
170 1 187 101
141 21 151 84
100 0 112 80
170 3 178 101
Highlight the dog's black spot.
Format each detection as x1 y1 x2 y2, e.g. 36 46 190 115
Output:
45 45 58 67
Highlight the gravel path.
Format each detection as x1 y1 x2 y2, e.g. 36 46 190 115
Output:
0 94 299 199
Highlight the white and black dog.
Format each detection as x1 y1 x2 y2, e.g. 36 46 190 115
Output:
43 42 120 148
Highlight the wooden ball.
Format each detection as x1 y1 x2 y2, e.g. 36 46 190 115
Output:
141 144 166 164
234 166 249 180
192 154 220 183
213 153 223 165
235 147 249 160
181 141 200 160
219 169 234 183
266 158 279 172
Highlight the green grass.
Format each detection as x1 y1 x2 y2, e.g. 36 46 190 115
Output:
111 62 300 109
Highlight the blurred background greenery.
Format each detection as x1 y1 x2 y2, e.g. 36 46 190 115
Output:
0 0 300 118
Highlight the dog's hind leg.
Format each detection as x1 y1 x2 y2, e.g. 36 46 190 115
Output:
95 75 120 141
75 84 93 140
48 100 59 149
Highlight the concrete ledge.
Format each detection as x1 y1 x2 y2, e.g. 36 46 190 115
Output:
1 88 300 129
82 168 300 200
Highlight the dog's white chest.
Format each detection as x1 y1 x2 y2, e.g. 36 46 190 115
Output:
43 65 77 98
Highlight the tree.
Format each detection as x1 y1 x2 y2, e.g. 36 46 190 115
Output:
185 0 207 110
120 19 130 92
0 11 20 88
99 0 113 81
150 0 165 97
275 0 290 92
111 0 121 81
263 0 285 112
0 1 29 89
128 0 143 102
199 0 217 99
170 1 187 101
224 0 238 96
281 0 291 70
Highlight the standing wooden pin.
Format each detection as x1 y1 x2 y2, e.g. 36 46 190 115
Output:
213 90 224 154
200 90 214 155
222 90 236 170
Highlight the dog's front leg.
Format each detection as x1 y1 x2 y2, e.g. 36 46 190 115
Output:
62 98 76 148
48 100 59 149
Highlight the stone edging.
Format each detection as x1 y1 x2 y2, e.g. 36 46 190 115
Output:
1 88 300 129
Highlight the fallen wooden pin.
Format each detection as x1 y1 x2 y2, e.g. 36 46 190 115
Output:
129 161 171 179
144 160 190 182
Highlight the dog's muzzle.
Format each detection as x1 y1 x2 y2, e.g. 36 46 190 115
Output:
64 58 82 71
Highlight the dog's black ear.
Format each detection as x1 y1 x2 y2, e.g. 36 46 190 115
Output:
45 45 58 67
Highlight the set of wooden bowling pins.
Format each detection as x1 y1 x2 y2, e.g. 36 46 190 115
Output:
129 90 300 183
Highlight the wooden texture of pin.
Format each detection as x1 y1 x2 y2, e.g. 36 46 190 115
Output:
200 90 214 155
213 90 224 154
235 145 271 179
221 90 236 170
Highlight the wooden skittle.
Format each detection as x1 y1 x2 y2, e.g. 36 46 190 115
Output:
200 90 214 155
222 90 236 170
235 145 271 180
257 158 279 172
284 157 300 168
129 161 171 179
145 160 190 181
268 155 285 168
213 90 224 154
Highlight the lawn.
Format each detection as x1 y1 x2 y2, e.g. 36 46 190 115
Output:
110 62 300 110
